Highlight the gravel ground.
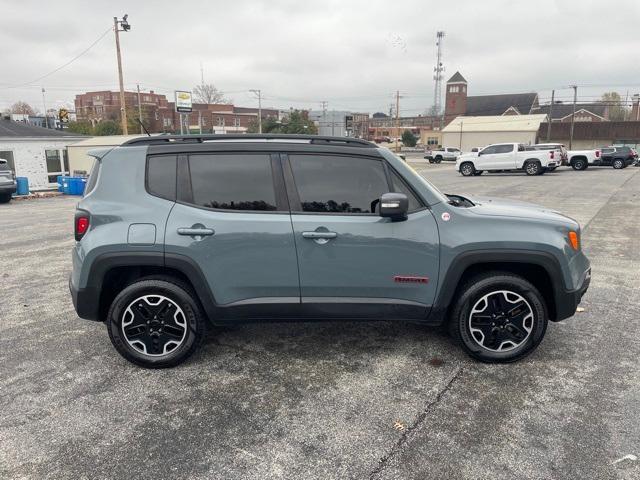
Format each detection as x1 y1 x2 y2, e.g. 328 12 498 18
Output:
1 164 638 479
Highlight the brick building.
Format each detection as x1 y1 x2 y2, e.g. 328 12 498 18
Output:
75 90 278 134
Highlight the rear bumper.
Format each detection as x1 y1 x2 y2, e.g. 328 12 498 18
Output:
69 275 101 321
0 182 17 195
553 267 591 321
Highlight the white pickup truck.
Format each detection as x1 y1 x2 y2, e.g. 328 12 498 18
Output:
424 146 461 163
567 148 601 170
456 142 559 176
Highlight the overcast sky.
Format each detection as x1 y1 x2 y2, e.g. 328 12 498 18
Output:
2 0 640 115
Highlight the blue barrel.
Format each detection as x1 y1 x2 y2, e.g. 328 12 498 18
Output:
16 177 29 195
68 177 87 195
61 176 71 194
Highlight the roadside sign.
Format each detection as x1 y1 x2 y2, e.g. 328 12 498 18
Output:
58 108 69 123
175 91 193 113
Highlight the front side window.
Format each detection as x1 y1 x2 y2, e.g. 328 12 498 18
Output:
188 154 278 211
389 168 423 212
480 145 497 155
289 155 388 214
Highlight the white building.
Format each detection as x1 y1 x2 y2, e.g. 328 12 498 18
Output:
67 135 142 174
0 119 86 190
441 114 548 151
308 110 351 137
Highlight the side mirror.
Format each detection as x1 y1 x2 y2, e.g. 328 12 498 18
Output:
379 193 408 221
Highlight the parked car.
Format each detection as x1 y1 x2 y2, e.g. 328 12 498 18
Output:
69 134 590 368
456 143 560 176
424 146 462 163
597 146 637 169
531 143 568 169
373 136 391 143
567 148 601 170
0 159 17 203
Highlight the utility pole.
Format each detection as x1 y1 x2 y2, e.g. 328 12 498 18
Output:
136 84 143 134
200 62 204 85
250 89 262 133
41 87 48 129
113 15 131 135
459 119 464 149
569 85 577 150
546 89 555 142
321 101 328 136
395 90 401 152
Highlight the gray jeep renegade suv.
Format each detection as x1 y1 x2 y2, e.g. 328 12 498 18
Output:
69 134 590 368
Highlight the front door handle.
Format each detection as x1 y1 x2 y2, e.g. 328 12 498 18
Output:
177 227 215 237
302 231 337 239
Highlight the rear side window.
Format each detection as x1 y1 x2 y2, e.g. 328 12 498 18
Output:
289 154 388 214
389 168 423 212
188 154 278 211
147 155 177 201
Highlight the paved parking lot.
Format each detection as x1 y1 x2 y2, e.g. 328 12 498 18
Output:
1 165 639 479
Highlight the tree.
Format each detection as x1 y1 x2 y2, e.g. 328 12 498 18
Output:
258 110 318 135
193 83 227 104
10 101 36 115
601 92 629 121
66 121 94 135
401 129 417 147
94 120 122 136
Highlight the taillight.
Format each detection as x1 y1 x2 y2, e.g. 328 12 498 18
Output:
595 150 600 158
75 212 90 241
550 150 555 159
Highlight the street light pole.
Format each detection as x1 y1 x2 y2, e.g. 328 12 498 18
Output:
569 85 578 150
41 87 48 129
250 89 262 133
114 15 131 135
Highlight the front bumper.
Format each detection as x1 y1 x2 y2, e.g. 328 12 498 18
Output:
553 267 591 321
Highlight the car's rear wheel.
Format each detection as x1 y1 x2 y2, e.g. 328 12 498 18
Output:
460 162 475 176
449 272 548 363
525 161 542 176
613 158 624 169
107 278 205 368
0 193 12 204
571 158 587 170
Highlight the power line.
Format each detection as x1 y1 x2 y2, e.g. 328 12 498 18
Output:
3 26 113 89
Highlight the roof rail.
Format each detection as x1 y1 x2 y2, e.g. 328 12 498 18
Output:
121 134 376 148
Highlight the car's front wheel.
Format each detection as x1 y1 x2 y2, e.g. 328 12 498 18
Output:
107 278 205 368
460 162 475 176
449 272 548 363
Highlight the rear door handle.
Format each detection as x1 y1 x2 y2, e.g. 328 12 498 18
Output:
177 227 215 237
302 231 337 239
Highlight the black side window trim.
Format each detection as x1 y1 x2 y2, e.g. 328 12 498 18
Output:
176 151 290 214
386 164 427 213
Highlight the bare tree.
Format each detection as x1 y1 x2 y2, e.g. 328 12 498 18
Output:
193 84 227 104
10 101 37 115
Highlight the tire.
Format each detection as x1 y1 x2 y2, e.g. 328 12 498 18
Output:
460 162 475 176
571 158 587 171
0 193 12 204
449 272 548 363
107 278 206 368
434 156 443 164
612 158 624 169
525 161 542 176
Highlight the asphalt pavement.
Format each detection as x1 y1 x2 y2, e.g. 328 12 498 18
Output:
1 164 638 479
